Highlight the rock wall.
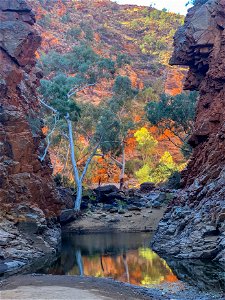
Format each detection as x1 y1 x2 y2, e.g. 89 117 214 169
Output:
152 0 225 262
0 0 62 274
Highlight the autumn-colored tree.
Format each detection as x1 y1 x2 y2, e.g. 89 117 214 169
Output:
135 151 182 184
96 76 137 189
134 127 158 164
146 91 198 157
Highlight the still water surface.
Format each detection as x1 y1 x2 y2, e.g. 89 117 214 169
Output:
40 232 225 293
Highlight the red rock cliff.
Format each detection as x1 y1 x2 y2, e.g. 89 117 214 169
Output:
0 0 61 217
0 0 62 273
152 0 225 262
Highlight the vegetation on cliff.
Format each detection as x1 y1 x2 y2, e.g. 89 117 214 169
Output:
29 0 196 205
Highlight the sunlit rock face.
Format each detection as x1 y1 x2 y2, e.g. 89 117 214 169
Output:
152 0 225 262
0 0 62 272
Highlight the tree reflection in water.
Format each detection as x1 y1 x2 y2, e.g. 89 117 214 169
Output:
39 232 225 293
40 232 178 287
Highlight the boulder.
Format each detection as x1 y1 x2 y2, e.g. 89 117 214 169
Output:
140 182 155 193
102 204 114 211
94 185 120 203
127 205 142 211
152 200 162 209
59 209 77 225
57 187 75 209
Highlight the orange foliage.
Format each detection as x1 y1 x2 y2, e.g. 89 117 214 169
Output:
35 51 40 59
41 32 60 48
94 32 101 43
42 126 48 135
31 0 186 184
91 156 120 184
81 250 178 286
56 1 67 17
165 67 187 96
164 274 179 283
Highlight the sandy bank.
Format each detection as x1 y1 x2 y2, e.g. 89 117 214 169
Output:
64 207 166 233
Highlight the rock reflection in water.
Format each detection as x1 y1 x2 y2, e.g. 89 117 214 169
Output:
41 232 178 286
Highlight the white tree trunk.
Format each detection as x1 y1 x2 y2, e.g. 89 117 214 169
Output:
75 250 84 276
75 181 83 211
66 115 82 211
66 114 100 211
120 143 126 190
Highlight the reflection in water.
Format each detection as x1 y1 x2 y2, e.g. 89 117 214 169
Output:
40 232 178 287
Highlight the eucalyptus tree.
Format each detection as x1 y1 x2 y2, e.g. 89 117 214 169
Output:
95 76 138 189
38 44 116 211
146 91 198 157
39 82 102 211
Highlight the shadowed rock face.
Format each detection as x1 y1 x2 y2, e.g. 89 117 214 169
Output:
0 0 62 271
166 258 225 293
152 0 225 262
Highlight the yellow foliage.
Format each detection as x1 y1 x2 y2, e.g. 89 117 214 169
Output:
134 127 158 148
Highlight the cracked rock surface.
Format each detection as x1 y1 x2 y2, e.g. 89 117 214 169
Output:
0 0 62 275
152 0 225 262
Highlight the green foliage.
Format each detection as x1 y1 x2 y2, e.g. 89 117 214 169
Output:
138 87 159 103
40 74 81 121
147 92 196 132
37 14 52 27
80 21 94 41
61 13 72 23
113 76 136 98
95 77 136 156
116 54 131 68
135 151 180 184
135 164 152 183
85 26 94 41
26 115 42 135
129 9 184 64
98 58 115 75
125 159 142 176
66 26 82 40
95 109 121 154
133 128 181 185
54 174 72 188
54 174 63 186
39 44 119 123
166 171 181 189
38 51 70 75
146 91 198 154
39 44 116 83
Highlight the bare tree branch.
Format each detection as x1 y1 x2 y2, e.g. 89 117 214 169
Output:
80 139 102 182
67 83 95 99
39 98 58 114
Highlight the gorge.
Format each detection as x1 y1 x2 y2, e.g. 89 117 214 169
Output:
1 0 225 299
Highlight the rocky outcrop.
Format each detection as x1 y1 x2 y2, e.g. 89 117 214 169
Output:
0 0 62 275
152 0 225 262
